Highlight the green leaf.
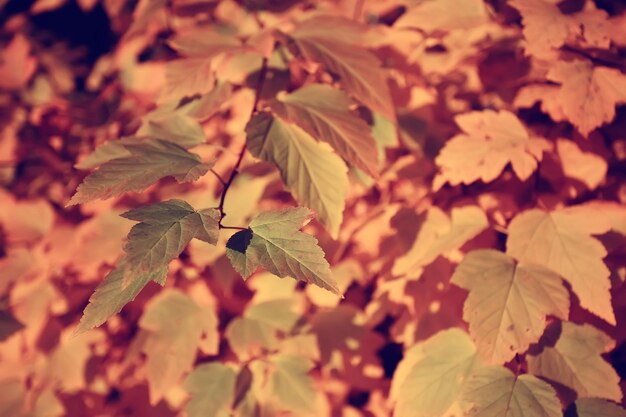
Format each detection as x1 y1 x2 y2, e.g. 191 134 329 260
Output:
390 328 482 417
452 250 569 364
272 84 379 177
225 207 340 294
506 207 614 324
246 112 348 237
76 260 167 333
527 322 622 402
68 140 211 205
139 289 218 404
184 362 237 417
267 354 316 413
573 399 626 417
461 366 562 417
121 199 219 274
289 17 394 120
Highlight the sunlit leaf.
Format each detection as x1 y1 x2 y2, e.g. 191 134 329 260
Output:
184 362 237 417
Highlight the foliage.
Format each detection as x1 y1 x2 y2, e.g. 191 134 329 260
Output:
1 0 626 416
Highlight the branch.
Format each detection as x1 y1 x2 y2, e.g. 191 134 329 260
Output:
217 57 269 229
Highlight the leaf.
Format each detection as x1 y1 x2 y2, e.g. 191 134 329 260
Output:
395 0 488 32
461 366 562 417
68 140 211 205
390 328 482 417
138 112 206 147
289 17 394 120
169 26 242 58
76 261 167 332
547 59 626 136
225 207 340 294
452 250 569 364
139 289 218 404
527 322 621 402
266 354 316 414
556 139 607 189
246 112 348 237
510 0 610 59
121 199 219 275
184 363 237 417
159 58 215 103
393 206 488 278
272 84 379 177
0 34 37 90
573 399 626 417
434 110 550 187
506 206 614 324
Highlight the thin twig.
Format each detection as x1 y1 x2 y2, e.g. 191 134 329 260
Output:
217 57 269 229
209 168 227 186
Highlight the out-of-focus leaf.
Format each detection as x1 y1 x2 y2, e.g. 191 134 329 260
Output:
139 289 218 404
184 362 237 417
395 0 488 32
390 328 481 417
272 84 379 177
434 110 551 187
461 366 562 417
246 112 348 237
226 207 340 294
68 140 211 205
289 17 394 120
452 250 569 364
528 322 621 402
0 310 24 341
0 35 37 90
393 206 488 278
266 354 316 413
506 206 615 324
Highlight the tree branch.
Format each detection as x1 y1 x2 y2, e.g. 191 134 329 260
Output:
217 57 269 229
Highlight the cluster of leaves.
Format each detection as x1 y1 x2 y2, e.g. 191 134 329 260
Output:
1 0 626 416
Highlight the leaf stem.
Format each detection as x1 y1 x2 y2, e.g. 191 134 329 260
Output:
209 168 227 186
217 57 269 229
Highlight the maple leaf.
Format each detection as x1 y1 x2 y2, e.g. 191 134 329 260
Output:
272 84 379 177
184 362 237 417
121 199 219 275
461 366 562 417
573 399 626 417
76 261 167 332
434 110 550 188
288 17 394 120
452 250 569 365
393 206 488 278
0 35 37 90
225 207 340 294
510 0 610 59
527 322 622 402
390 328 482 417
68 140 211 205
246 112 348 237
547 59 626 137
139 289 218 404
506 206 614 324
395 0 488 32
556 138 607 189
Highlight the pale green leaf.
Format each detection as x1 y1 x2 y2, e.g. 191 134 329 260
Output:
506 207 614 324
121 199 219 274
461 366 562 417
76 261 167 333
290 17 394 120
452 250 569 364
225 207 340 294
139 289 218 404
527 322 621 402
574 399 626 417
273 84 379 177
184 362 237 417
246 112 348 237
267 354 316 413
390 328 481 417
68 140 211 205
